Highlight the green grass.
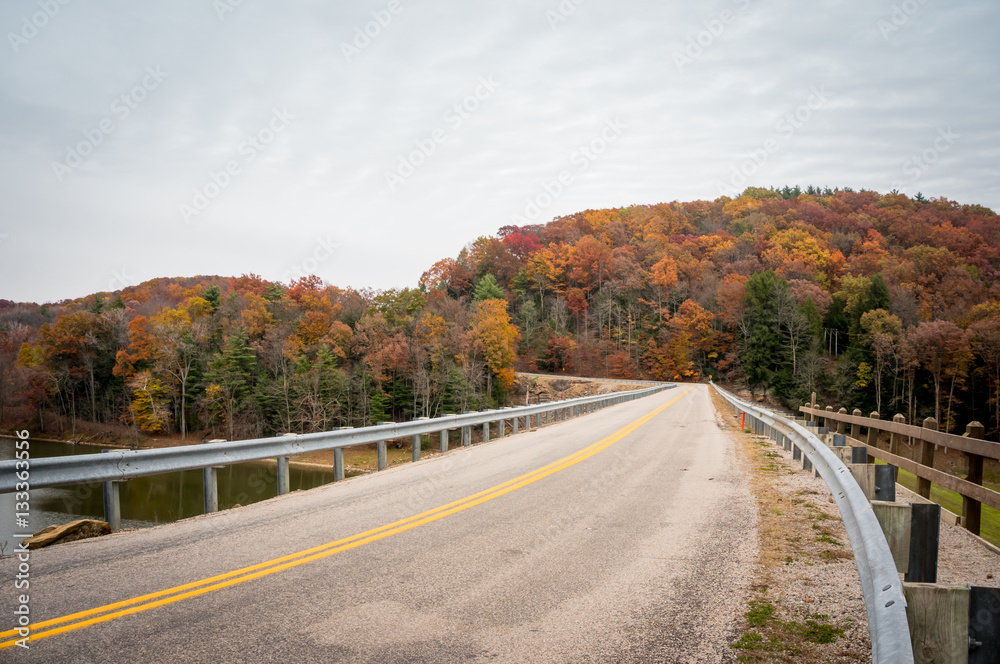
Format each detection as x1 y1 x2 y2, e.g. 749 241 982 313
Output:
874 460 1000 547
793 619 844 644
746 601 774 627
731 603 844 661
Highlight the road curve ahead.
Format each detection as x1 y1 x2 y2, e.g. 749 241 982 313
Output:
1 384 757 663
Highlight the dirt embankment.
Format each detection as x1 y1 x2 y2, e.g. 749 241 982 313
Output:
511 373 654 405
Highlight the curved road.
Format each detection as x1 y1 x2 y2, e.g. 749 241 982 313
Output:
1 384 757 663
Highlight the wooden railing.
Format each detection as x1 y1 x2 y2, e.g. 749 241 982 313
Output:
799 404 1000 537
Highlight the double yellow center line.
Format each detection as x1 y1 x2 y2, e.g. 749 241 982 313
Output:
0 388 689 649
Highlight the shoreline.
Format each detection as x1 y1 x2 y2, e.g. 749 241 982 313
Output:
1 433 340 471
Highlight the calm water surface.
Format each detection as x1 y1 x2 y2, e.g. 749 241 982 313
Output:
0 436 343 553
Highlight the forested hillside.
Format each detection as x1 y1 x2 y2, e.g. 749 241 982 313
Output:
3 187 1000 443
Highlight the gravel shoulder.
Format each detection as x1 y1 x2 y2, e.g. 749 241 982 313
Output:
709 389 870 663
710 389 1000 663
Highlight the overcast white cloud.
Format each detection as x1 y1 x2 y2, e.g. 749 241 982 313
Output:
1 0 997 304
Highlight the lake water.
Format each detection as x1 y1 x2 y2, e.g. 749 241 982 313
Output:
0 436 343 554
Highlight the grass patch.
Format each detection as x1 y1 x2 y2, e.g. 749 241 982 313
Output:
792 619 844 644
874 460 1000 548
820 548 852 560
747 600 774 627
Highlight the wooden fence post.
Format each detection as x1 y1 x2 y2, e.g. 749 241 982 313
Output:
851 409 862 440
867 411 880 449
918 417 937 499
964 421 986 536
838 407 848 434
890 413 906 482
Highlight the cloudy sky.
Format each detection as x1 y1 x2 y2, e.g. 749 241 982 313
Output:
1 0 997 304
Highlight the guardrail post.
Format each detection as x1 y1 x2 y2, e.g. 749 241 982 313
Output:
277 456 290 495
483 419 489 443
962 421 986 536
331 426 350 482
440 429 449 453
461 411 471 447
833 433 847 447
202 439 222 514
412 432 421 462
874 464 896 502
512 414 519 435
969 586 1000 662
872 500 911 572
377 421 391 470
902 582 970 663
851 409 862 439
851 446 868 464
333 448 344 481
917 417 937 499
793 443 801 461
906 503 940 583
101 449 121 531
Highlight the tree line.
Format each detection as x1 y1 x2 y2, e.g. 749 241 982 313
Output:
2 186 999 441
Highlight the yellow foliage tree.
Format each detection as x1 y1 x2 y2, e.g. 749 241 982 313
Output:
470 299 520 392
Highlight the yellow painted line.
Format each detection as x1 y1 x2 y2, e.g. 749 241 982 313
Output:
0 388 690 649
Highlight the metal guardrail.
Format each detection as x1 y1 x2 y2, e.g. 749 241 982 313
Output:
1 385 671 494
712 383 914 664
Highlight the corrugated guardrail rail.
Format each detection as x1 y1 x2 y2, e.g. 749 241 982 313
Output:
712 383 914 664
0 384 671 493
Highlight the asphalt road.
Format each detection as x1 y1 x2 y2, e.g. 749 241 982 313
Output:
0 384 757 663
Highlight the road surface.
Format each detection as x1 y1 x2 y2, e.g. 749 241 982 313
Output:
1 384 757 663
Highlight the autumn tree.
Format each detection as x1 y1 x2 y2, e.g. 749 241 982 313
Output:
969 312 1000 434
859 309 902 414
906 320 969 430
148 306 199 439
470 298 520 399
